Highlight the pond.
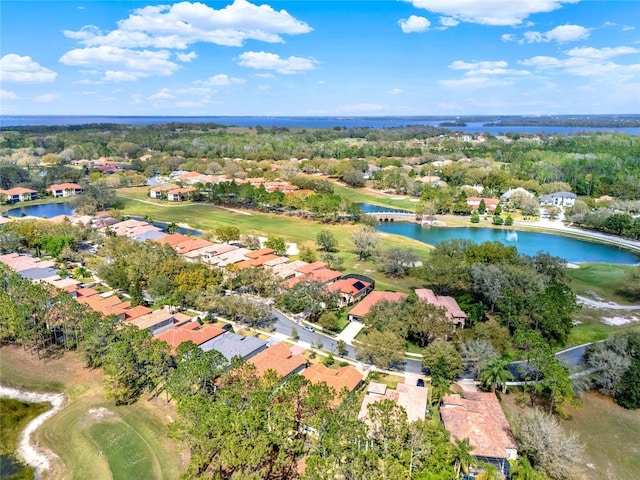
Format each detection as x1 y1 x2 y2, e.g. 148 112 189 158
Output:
6 202 74 218
376 223 640 264
358 203 412 214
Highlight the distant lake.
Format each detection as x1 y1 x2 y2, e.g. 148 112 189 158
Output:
7 202 74 218
376 223 640 265
2 116 639 135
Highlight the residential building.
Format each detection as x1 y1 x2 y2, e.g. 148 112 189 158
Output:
149 185 174 199
248 342 307 379
415 289 466 328
327 275 373 306
466 197 500 212
359 382 429 423
205 333 267 361
440 392 518 478
302 364 363 400
540 191 577 207
0 187 38 203
156 323 227 354
47 183 83 197
128 307 176 335
167 187 196 202
348 291 408 322
500 187 534 203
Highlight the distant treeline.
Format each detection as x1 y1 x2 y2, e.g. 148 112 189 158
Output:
485 116 640 128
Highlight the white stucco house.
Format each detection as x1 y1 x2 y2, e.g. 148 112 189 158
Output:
540 191 577 207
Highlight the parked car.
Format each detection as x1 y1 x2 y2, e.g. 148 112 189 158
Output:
416 378 425 387
303 325 315 332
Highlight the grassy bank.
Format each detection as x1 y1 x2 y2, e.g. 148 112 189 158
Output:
116 187 431 293
0 398 48 480
500 390 640 480
0 347 185 480
567 264 635 304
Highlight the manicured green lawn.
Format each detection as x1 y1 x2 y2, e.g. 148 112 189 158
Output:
88 421 160 480
567 263 635 304
566 307 640 347
116 187 431 293
0 347 185 480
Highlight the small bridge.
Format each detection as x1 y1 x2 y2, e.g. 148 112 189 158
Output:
365 211 416 222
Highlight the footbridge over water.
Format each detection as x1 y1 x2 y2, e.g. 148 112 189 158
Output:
365 211 416 222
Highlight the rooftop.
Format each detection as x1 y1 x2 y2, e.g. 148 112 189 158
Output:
205 333 267 360
359 382 429 423
440 392 517 459
248 342 307 378
302 364 363 394
156 324 226 354
348 291 408 319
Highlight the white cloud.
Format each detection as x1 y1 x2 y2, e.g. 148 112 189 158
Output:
565 46 639 59
403 0 579 26
523 24 591 43
0 89 18 100
501 34 516 42
236 51 318 74
439 17 459 27
520 46 640 78
0 54 57 83
199 73 245 86
387 88 404 95
398 15 431 33
251 73 275 78
149 89 176 100
33 93 60 103
59 46 179 81
439 76 513 88
622 25 635 31
337 103 389 113
63 0 312 49
176 51 198 62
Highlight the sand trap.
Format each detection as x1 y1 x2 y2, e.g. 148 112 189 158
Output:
602 316 639 326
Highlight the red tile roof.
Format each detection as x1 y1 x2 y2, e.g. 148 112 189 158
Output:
295 261 327 275
327 278 371 296
441 392 517 459
155 233 191 247
302 364 363 394
348 291 408 319
245 248 275 259
248 342 307 378
156 324 226 354
48 183 82 191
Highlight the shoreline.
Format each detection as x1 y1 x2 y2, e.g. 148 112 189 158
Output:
0 385 66 480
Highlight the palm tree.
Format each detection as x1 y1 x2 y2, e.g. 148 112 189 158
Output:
452 438 476 479
480 356 514 393
476 462 501 480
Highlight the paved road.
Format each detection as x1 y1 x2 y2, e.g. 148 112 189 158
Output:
270 308 424 374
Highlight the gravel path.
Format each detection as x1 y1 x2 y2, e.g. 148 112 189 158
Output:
0 385 66 480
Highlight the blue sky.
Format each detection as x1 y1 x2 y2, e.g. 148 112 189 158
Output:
1 0 639 115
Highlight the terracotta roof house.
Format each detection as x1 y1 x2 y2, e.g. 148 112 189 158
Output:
167 187 196 202
441 392 518 478
348 291 408 322
283 267 342 289
359 382 429 424
0 187 38 203
215 247 251 267
105 219 163 239
155 233 191 248
248 342 307 379
149 185 174 199
205 333 267 361
540 191 576 207
174 238 214 255
301 364 363 397
415 288 466 328
271 260 309 280
0 253 55 272
128 308 176 334
48 183 83 198
156 324 226 354
327 276 373 306
295 261 327 276
466 197 500 212
245 248 275 259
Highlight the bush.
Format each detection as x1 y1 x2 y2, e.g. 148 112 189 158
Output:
493 215 504 225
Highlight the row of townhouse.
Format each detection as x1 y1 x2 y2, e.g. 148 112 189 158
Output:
0 183 83 203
